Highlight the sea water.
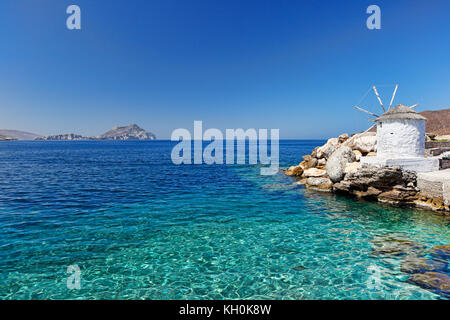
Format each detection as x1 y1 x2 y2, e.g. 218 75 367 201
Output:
0 140 448 299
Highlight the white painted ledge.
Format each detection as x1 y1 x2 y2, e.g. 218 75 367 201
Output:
360 156 440 173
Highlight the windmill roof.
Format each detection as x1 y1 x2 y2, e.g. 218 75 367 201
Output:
375 104 427 121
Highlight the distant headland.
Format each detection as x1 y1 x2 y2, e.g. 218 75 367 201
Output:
0 124 156 141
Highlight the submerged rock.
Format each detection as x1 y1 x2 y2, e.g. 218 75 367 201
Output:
428 244 450 260
407 272 450 298
292 265 306 271
400 256 447 274
326 146 356 182
371 234 426 257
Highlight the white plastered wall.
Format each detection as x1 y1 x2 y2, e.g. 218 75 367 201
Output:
376 119 425 158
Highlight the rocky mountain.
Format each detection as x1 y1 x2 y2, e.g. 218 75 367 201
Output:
97 124 156 140
420 108 450 135
0 129 40 140
34 124 156 141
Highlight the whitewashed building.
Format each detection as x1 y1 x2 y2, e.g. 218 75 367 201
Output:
361 104 439 172
376 104 426 158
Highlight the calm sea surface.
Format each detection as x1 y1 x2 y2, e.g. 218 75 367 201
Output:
0 140 448 299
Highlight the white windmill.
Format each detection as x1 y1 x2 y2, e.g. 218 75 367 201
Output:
355 85 439 172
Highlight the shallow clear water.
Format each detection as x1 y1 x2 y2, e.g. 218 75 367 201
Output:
0 140 448 300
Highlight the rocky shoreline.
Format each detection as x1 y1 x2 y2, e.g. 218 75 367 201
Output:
285 132 450 214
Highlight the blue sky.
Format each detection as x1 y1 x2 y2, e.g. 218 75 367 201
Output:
0 0 449 139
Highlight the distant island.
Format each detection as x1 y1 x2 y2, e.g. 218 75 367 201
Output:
0 129 40 140
0 124 156 141
0 135 16 141
35 124 156 141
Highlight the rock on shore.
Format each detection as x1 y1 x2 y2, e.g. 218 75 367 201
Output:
283 131 376 193
283 131 449 213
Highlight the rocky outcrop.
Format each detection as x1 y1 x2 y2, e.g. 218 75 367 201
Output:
283 131 368 192
284 130 449 213
97 124 156 140
326 146 356 182
333 165 419 203
334 165 415 190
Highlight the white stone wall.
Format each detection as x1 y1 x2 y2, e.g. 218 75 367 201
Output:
376 119 425 158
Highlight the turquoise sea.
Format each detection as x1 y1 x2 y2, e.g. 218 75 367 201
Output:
0 140 448 300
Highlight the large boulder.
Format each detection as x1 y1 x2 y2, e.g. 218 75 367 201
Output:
338 133 349 143
306 177 333 191
316 137 339 159
353 150 362 161
343 165 416 190
300 155 318 170
285 165 303 177
344 131 377 153
326 146 356 182
303 168 327 177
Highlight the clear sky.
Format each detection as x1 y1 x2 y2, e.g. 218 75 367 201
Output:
0 0 449 139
